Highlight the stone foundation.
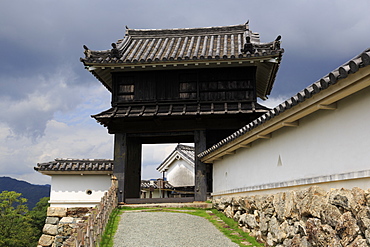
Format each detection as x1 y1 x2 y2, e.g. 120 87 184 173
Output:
213 186 370 246
37 207 91 247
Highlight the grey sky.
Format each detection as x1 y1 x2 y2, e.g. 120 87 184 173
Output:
0 0 369 184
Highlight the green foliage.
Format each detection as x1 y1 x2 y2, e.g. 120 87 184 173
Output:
28 197 50 241
0 191 49 247
0 177 50 210
0 191 38 247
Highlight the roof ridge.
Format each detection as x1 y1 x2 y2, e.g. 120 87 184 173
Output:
54 158 114 162
176 144 195 151
126 23 248 37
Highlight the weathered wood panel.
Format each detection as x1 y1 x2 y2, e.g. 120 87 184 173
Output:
194 130 207 201
113 133 142 201
112 67 256 104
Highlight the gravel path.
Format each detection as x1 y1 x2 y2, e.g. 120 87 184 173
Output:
113 211 239 247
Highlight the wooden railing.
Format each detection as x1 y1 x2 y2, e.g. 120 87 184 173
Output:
64 184 118 247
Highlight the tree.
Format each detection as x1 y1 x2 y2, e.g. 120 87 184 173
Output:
0 191 39 247
28 197 50 241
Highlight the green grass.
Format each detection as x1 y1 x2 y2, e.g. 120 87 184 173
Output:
100 207 263 247
180 208 263 247
99 208 121 247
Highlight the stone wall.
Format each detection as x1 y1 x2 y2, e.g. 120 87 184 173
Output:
213 186 370 246
37 207 91 247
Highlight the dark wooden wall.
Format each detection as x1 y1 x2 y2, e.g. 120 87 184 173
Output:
110 66 259 202
112 67 256 104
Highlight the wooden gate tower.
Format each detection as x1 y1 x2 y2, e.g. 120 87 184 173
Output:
81 22 283 202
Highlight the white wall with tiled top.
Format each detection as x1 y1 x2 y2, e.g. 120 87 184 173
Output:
49 174 112 207
213 85 370 197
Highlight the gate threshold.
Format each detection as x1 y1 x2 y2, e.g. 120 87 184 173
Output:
121 197 212 209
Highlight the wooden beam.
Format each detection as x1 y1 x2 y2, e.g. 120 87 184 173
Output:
257 134 271 139
282 121 299 127
238 143 251 148
318 103 337 110
213 156 223 161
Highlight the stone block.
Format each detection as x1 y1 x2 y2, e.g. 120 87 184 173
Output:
58 223 74 236
320 203 342 228
224 205 234 218
306 218 341 246
47 207 67 217
43 224 58 235
45 216 59 225
298 186 327 218
273 190 297 221
365 229 370 245
232 210 241 222
336 211 360 246
67 207 90 217
59 217 74 224
245 214 258 228
238 196 255 213
60 216 81 224
348 235 367 247
38 234 55 246
254 194 274 216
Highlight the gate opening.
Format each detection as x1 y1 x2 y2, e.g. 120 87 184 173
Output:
140 143 195 200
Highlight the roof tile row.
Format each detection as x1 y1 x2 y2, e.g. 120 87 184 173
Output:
141 180 174 189
93 102 269 121
35 159 114 172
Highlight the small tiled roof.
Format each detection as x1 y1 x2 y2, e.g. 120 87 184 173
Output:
175 144 195 163
34 159 114 175
157 144 195 172
92 101 269 125
81 22 283 99
198 48 370 159
141 180 174 189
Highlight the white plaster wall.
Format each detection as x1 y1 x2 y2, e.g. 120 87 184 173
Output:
49 174 112 207
166 159 194 187
213 86 370 195
141 189 168 198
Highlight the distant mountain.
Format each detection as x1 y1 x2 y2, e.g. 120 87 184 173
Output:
0 177 50 210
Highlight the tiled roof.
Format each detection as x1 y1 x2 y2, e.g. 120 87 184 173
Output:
198 48 370 159
157 144 195 172
81 23 282 64
35 159 174 187
92 102 269 124
176 144 195 163
141 180 174 189
81 22 283 99
34 159 114 174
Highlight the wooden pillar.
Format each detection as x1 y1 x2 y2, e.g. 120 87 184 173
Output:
113 133 126 203
113 133 142 202
194 130 207 201
125 136 142 199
